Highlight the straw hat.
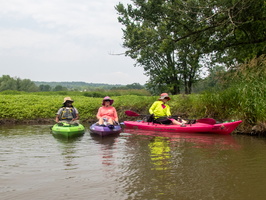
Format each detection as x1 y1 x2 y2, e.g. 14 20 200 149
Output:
63 97 74 103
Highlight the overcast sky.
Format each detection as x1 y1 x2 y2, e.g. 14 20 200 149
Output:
0 0 148 85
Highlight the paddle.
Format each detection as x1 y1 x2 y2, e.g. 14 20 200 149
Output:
125 110 216 125
125 110 146 117
196 118 216 125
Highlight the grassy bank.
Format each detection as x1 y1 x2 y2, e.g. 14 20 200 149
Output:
0 93 265 135
0 94 153 123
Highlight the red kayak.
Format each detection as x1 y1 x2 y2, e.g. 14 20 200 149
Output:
123 120 242 135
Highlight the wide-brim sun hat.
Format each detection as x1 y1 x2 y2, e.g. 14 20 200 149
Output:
158 93 171 100
63 97 74 103
102 96 114 105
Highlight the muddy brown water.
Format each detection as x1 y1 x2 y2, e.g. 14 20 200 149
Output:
1 124 266 200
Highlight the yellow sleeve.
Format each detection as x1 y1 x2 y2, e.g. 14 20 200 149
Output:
149 101 158 114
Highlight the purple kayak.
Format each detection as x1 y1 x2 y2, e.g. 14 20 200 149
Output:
89 123 122 136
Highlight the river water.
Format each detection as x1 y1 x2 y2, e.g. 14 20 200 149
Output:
1 124 266 200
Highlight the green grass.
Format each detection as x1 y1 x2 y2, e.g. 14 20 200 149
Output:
0 56 265 134
0 92 265 134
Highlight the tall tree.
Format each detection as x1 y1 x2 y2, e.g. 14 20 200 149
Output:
0 75 39 92
39 84 52 91
0 75 17 91
116 0 266 94
53 85 68 91
17 78 39 92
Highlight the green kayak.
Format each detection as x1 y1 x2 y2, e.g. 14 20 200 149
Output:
51 122 85 138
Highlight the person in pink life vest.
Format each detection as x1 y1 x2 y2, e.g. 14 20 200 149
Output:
96 96 119 126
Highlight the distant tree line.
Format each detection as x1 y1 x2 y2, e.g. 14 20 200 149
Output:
35 81 145 91
38 84 68 91
0 75 146 92
0 75 39 92
110 83 144 90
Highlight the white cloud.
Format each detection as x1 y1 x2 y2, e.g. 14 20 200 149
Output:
0 0 148 85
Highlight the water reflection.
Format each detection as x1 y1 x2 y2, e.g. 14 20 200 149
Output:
90 134 120 166
52 134 84 170
148 137 171 170
118 129 243 199
124 128 240 149
52 133 84 143
2 125 266 200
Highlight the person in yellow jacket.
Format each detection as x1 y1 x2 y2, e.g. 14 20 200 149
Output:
149 93 185 125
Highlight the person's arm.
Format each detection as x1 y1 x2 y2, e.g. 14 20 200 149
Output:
55 108 62 122
96 107 102 120
166 105 171 117
149 101 157 114
55 115 59 123
73 108 79 120
113 107 119 122
73 114 79 121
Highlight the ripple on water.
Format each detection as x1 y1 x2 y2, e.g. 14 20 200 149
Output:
2 126 266 200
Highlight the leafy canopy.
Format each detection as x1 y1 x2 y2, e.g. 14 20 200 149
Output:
116 0 266 94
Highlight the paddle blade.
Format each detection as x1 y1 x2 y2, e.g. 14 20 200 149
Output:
197 118 216 125
125 110 140 117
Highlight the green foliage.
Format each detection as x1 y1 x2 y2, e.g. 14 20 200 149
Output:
82 89 150 97
193 65 227 93
0 90 27 95
117 1 200 94
53 85 68 91
0 75 39 92
111 83 145 90
1 55 265 135
0 94 154 122
0 89 150 97
34 81 146 91
1 75 148 94
39 84 52 91
198 55 266 127
116 0 266 94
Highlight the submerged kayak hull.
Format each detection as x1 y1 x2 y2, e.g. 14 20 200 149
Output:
124 120 242 135
51 123 85 138
89 123 122 136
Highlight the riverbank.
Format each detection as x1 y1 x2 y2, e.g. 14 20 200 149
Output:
0 94 265 136
0 117 263 136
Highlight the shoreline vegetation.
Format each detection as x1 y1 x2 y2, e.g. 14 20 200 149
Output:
0 93 265 136
1 55 265 136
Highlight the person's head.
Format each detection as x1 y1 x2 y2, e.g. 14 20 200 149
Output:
63 97 74 107
158 93 171 102
102 96 114 107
